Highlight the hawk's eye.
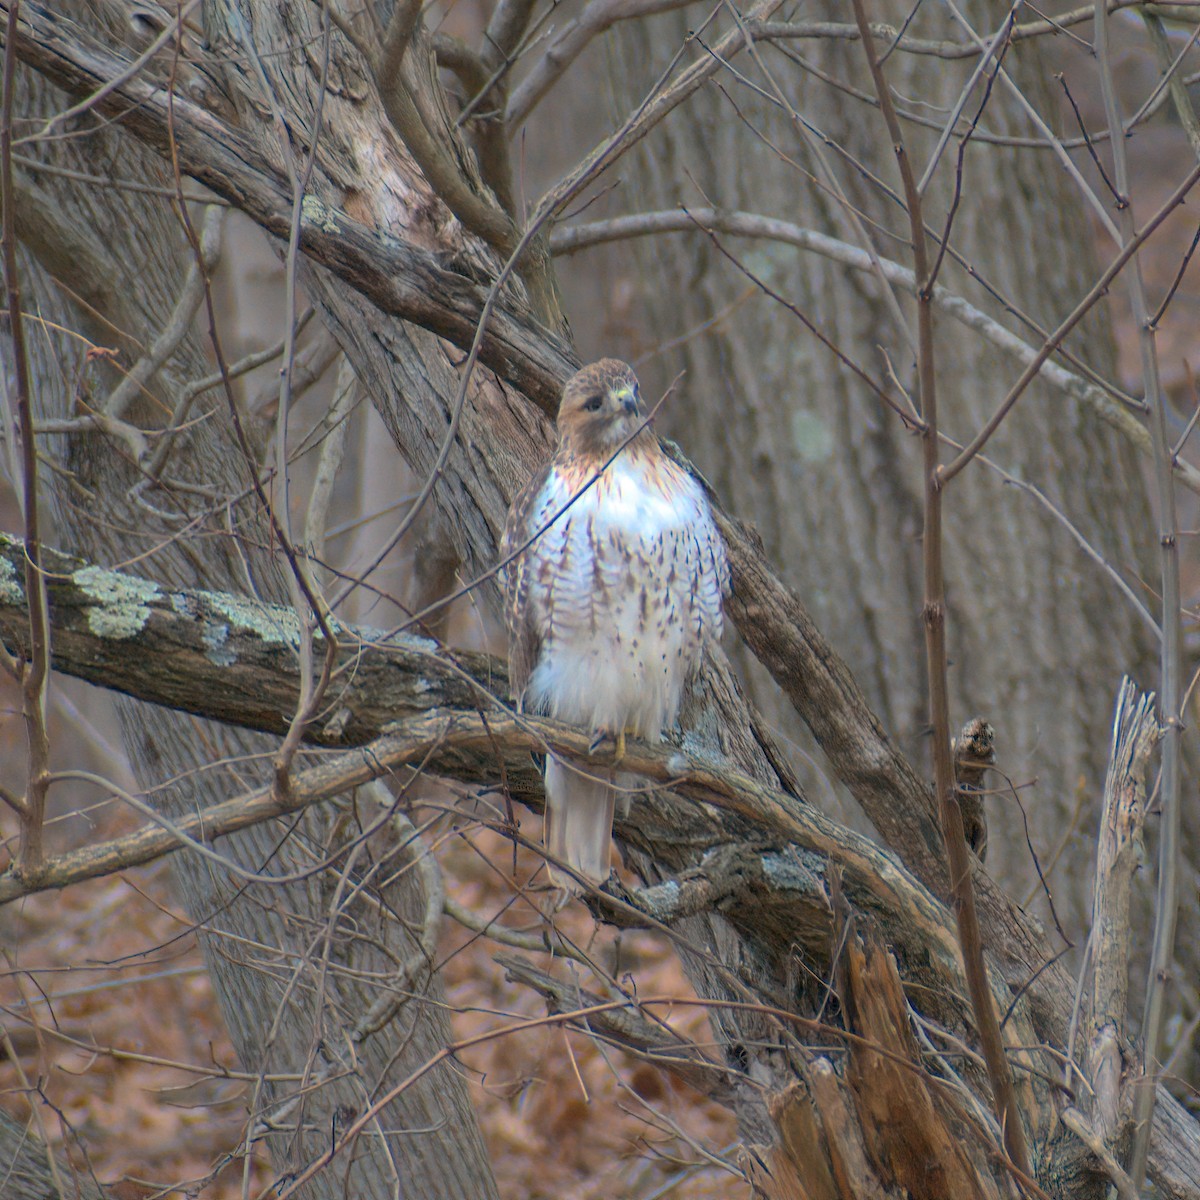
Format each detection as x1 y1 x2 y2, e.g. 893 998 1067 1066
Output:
582 395 604 413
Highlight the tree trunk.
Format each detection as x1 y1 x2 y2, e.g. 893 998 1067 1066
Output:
8 24 498 1198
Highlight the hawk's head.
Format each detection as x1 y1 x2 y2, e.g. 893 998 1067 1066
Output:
557 359 649 456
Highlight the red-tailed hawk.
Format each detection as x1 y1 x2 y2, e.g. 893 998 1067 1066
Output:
501 360 729 886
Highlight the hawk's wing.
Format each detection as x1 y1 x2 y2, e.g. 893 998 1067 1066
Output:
499 460 555 703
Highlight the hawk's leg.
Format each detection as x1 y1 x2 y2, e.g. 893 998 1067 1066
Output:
587 727 637 763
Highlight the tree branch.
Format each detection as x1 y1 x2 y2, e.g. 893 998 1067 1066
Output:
851 4 1031 1179
0 0 575 411
553 208 1198 494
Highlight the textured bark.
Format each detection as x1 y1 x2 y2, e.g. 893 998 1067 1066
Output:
5 24 498 1200
0 1109 107 1200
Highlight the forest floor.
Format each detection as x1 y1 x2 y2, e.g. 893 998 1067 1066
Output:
0 751 739 1199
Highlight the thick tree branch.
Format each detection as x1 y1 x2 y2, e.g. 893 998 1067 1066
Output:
0 0 575 411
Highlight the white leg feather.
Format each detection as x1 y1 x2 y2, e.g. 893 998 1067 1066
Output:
543 757 615 888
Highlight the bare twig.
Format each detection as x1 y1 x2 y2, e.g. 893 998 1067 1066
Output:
1153 219 1200 333
1092 7 1186 1188
937 157 1200 486
506 0 697 126
850 4 1032 1181
482 0 539 70
915 3 1016 196
102 205 223 425
1 0 51 877
551 208 1198 492
940 0 1121 245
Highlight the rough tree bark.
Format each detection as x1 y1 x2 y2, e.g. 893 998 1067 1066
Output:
4 2 1199 1197
5 10 498 1197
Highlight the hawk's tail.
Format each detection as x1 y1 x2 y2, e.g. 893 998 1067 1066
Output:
543 758 616 888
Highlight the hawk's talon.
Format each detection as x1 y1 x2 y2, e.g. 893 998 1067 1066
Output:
585 728 634 762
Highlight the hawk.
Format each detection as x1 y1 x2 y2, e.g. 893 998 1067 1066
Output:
500 359 729 886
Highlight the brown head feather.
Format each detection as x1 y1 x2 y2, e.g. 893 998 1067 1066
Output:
556 359 656 458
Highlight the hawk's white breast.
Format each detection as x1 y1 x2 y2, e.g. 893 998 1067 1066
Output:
522 452 727 740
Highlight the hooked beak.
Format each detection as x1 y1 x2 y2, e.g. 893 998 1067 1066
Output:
614 385 639 415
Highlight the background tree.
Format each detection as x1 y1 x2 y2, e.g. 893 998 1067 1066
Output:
1 2 1198 1198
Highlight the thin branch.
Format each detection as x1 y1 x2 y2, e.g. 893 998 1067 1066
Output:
1093 5 1186 1187
1057 72 1122 206
102 204 223 425
138 316 318 484
938 157 1200 486
914 3 1015 196
506 0 697 127
482 0 539 70
850 3 1032 1181
1152 219 1200 332
2 0 51 878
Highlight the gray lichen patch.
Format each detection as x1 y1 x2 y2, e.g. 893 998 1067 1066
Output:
200 591 302 647
168 592 197 619
168 593 236 666
762 848 823 894
73 566 160 641
0 554 24 605
202 620 236 667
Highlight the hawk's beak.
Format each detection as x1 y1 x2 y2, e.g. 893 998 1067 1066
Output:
614 386 638 415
